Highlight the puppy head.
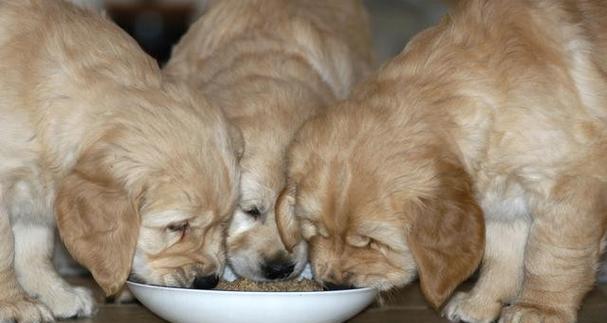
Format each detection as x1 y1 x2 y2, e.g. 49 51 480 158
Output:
56 86 242 295
276 110 484 308
226 153 308 281
222 88 326 282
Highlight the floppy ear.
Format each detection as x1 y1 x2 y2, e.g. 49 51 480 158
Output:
275 182 302 252
56 155 140 296
407 161 485 309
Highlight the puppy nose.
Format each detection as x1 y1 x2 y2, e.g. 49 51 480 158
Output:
262 260 295 280
322 282 354 291
192 275 219 289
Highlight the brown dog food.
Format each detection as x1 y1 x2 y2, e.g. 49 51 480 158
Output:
216 279 323 292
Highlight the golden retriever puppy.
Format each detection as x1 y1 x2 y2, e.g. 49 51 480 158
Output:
0 1 241 321
276 0 607 322
164 0 373 281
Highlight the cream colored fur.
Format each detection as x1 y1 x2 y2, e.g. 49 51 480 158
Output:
0 1 241 321
165 0 373 281
276 0 607 322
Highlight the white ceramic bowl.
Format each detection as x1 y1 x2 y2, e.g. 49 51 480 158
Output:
127 281 377 323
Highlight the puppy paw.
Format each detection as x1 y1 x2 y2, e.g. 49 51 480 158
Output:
444 291 502 323
0 294 54 323
499 304 573 323
40 286 96 319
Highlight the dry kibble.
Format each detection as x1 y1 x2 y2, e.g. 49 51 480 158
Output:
216 278 323 292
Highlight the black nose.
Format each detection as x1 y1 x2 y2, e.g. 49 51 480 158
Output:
192 275 219 290
322 282 354 291
262 260 295 280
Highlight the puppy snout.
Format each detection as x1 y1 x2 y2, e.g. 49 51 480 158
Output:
322 282 354 291
320 269 354 290
262 259 295 280
191 275 219 289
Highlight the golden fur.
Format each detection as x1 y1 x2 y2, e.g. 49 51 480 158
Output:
0 1 241 321
276 0 607 322
165 0 373 281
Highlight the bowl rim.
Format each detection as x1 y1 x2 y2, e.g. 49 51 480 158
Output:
126 280 377 296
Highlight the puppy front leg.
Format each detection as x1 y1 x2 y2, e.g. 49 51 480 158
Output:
13 222 96 319
0 202 53 322
445 220 528 323
500 178 606 323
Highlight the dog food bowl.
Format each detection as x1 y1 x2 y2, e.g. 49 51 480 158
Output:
127 281 377 323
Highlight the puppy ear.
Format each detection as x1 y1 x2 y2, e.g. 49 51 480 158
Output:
275 182 302 252
56 153 140 296
228 123 244 161
407 161 484 309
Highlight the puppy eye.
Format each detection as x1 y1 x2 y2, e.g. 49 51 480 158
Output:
243 207 261 219
167 221 189 232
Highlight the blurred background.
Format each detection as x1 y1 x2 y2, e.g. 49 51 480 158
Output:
69 0 449 64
